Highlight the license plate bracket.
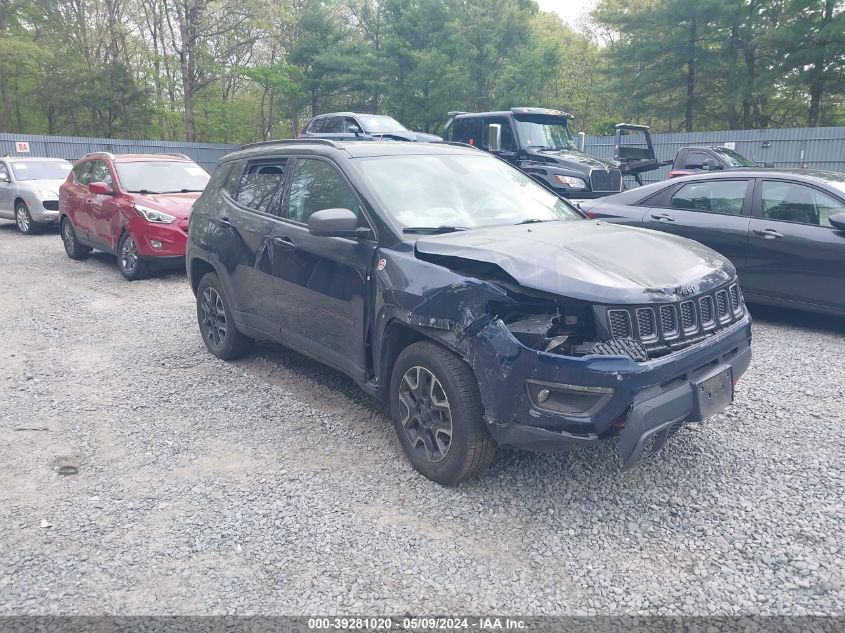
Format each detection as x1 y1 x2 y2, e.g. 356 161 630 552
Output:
691 365 733 422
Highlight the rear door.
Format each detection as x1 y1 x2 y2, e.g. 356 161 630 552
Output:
87 160 122 249
66 161 94 236
271 156 377 381
744 178 845 310
641 178 753 273
0 162 12 217
217 157 290 336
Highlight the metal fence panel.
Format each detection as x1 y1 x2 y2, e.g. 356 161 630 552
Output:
582 126 845 184
0 132 235 171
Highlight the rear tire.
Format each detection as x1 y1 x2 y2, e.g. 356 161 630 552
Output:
61 217 90 260
389 341 496 484
196 272 252 360
117 231 149 281
15 202 38 235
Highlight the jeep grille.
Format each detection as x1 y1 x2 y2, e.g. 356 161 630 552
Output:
589 169 623 193
602 282 745 359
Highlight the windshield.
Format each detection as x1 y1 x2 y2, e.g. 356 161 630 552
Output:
115 160 210 193
10 160 72 181
711 147 756 167
359 115 408 134
354 153 582 231
514 116 578 151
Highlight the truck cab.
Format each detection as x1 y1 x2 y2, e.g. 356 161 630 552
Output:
443 107 623 199
669 145 772 178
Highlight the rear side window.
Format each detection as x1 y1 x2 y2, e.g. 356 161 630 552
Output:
223 159 288 216
684 151 711 169
74 162 93 185
286 158 360 224
307 118 325 133
670 180 748 215
0 163 9 181
449 118 483 146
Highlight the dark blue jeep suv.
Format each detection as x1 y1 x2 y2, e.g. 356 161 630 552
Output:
186 139 752 484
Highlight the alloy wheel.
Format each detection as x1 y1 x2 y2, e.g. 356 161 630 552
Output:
397 365 453 463
200 287 227 348
120 235 139 273
16 206 30 233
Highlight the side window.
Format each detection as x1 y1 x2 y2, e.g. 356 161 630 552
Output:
324 117 343 134
286 159 360 224
685 151 710 169
483 117 516 152
450 118 483 146
761 181 845 226
670 180 747 215
74 162 93 185
221 161 244 198
234 159 288 215
344 117 363 134
307 118 325 133
89 161 113 188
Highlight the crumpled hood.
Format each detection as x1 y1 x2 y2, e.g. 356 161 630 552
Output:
414 221 735 304
130 192 201 219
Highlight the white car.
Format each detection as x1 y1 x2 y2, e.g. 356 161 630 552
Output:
0 157 73 234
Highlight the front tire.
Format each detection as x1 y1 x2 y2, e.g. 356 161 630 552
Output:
196 272 252 360
61 217 90 260
117 231 149 281
15 202 38 235
390 342 496 484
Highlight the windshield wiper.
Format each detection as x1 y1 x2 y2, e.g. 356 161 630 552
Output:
127 189 161 194
403 226 469 234
159 188 205 193
515 218 550 225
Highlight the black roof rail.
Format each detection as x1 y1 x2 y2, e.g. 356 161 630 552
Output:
238 138 343 151
82 151 115 159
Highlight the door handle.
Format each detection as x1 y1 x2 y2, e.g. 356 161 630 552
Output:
219 216 234 228
272 236 296 250
650 213 675 222
753 228 784 239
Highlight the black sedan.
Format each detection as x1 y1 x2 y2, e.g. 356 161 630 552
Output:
579 169 845 316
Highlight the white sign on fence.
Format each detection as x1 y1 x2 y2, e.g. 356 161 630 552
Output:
723 142 736 150
15 141 30 153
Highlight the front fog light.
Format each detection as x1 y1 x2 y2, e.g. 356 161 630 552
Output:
527 381 614 417
150 240 163 249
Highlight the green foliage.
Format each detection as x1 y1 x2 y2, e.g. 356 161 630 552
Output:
0 0 842 142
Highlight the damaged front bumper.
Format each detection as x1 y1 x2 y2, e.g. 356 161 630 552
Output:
466 313 752 468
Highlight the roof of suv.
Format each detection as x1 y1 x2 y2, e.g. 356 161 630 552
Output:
225 139 479 162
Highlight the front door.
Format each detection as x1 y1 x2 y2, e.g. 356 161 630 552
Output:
642 178 753 274
272 157 377 381
745 178 845 311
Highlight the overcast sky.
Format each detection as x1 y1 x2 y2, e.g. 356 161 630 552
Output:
535 0 597 27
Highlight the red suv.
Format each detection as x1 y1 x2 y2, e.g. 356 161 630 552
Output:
59 153 210 280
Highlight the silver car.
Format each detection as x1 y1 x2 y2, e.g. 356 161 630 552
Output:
0 157 73 234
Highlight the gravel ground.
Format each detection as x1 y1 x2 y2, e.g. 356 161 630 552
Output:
0 222 843 617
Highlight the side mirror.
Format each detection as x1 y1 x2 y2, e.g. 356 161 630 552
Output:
487 123 502 152
1 174 10 183
308 208 370 239
702 158 719 171
88 181 113 195
829 212 845 231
